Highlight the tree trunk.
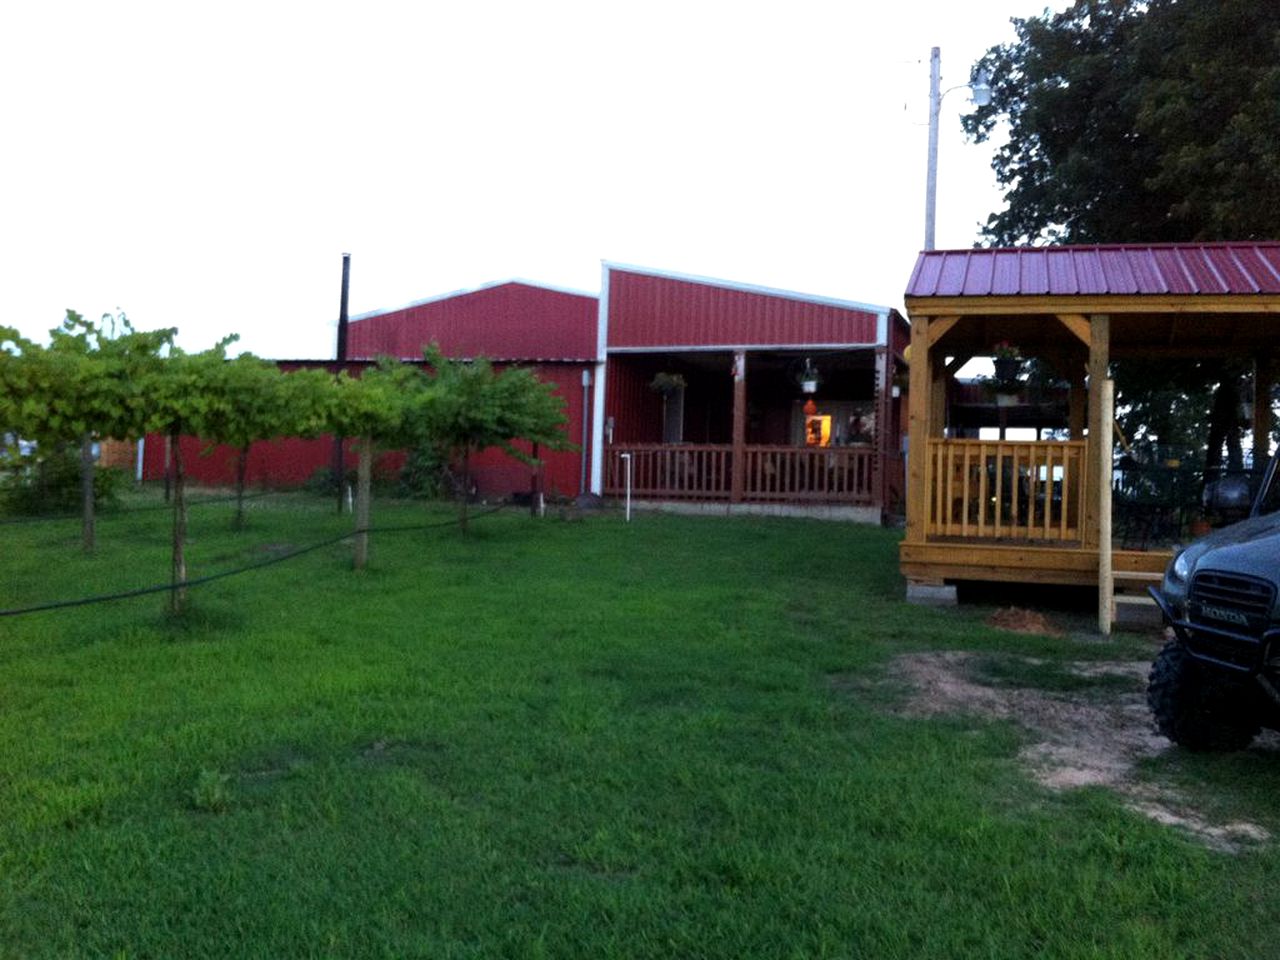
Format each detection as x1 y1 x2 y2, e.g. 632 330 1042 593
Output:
171 429 188 614
235 444 249 529
79 434 95 553
459 447 470 535
1204 375 1242 485
163 433 172 503
531 442 541 518
333 435 346 514
354 436 372 570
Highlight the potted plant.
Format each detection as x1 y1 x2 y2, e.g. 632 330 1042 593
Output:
797 358 822 394
992 341 1024 385
649 372 686 395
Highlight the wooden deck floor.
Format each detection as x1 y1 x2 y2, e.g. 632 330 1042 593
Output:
899 541 1171 588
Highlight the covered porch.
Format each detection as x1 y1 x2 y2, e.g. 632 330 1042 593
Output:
603 347 901 512
899 244 1280 629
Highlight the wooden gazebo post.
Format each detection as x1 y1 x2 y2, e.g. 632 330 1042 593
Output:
1085 314 1113 634
1083 315 1111 550
904 315 961 601
904 318 932 546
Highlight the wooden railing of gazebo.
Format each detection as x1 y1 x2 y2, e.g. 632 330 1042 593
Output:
924 439 1088 543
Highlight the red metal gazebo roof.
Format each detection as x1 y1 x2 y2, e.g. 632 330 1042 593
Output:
906 242 1280 299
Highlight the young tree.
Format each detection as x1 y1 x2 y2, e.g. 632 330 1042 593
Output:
416 345 570 533
142 338 238 612
196 358 335 527
0 313 173 550
327 363 412 569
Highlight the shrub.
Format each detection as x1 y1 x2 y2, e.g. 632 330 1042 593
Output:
0 447 127 516
397 444 449 500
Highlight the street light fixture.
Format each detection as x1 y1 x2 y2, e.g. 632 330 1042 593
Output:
924 46 992 251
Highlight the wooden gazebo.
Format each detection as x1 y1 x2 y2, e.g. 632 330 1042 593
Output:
898 243 1280 629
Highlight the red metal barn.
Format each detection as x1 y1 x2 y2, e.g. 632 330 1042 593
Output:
598 264 908 520
143 282 599 500
140 268 908 520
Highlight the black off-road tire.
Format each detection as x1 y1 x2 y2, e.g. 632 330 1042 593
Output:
1147 639 1260 752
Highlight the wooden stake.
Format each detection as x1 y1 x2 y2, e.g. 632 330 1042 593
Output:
354 436 372 569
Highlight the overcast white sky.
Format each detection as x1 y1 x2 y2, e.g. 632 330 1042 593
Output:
2 1 1064 359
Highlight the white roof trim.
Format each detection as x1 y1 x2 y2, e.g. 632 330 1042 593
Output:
601 260 893 318
349 277 597 323
607 343 879 354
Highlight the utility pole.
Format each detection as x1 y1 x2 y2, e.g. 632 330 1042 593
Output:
924 47 991 252
924 46 941 251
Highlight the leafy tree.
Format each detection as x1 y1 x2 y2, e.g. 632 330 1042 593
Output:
965 0 1280 483
196 358 334 527
327 363 414 569
142 338 239 612
965 0 1280 245
0 312 173 550
416 345 570 533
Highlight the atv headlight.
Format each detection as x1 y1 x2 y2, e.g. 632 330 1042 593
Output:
1170 549 1192 584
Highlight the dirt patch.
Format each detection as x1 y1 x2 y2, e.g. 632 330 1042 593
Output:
986 607 1065 637
889 651 1274 853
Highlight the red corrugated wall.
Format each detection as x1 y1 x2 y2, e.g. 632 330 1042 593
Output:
347 282 598 361
141 361 590 499
607 269 882 348
605 357 665 444
891 312 910 358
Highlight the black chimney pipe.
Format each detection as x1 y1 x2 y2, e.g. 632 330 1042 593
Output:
332 253 351 512
336 253 350 361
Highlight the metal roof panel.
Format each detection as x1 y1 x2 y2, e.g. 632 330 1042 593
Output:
1020 249 1049 295
1044 248 1079 295
991 250 1022 294
936 253 969 296
905 243 1280 299
961 250 994 296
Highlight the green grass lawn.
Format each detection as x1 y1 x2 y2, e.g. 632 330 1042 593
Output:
3 492 1279 958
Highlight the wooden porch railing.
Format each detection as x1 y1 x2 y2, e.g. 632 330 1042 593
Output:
606 445 732 499
604 444 877 505
742 445 875 503
925 439 1088 542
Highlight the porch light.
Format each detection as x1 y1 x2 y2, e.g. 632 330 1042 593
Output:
971 68 992 107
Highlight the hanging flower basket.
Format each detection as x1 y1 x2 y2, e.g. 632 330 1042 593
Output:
649 372 686 395
991 341 1024 387
796 358 822 395
993 356 1023 384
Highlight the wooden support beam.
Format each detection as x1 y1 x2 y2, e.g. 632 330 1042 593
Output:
1084 314 1110 549
1055 313 1091 347
929 356 947 439
945 353 973 374
730 351 746 504
904 317 931 544
1067 372 1087 441
926 316 960 348
1098 378 1115 635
